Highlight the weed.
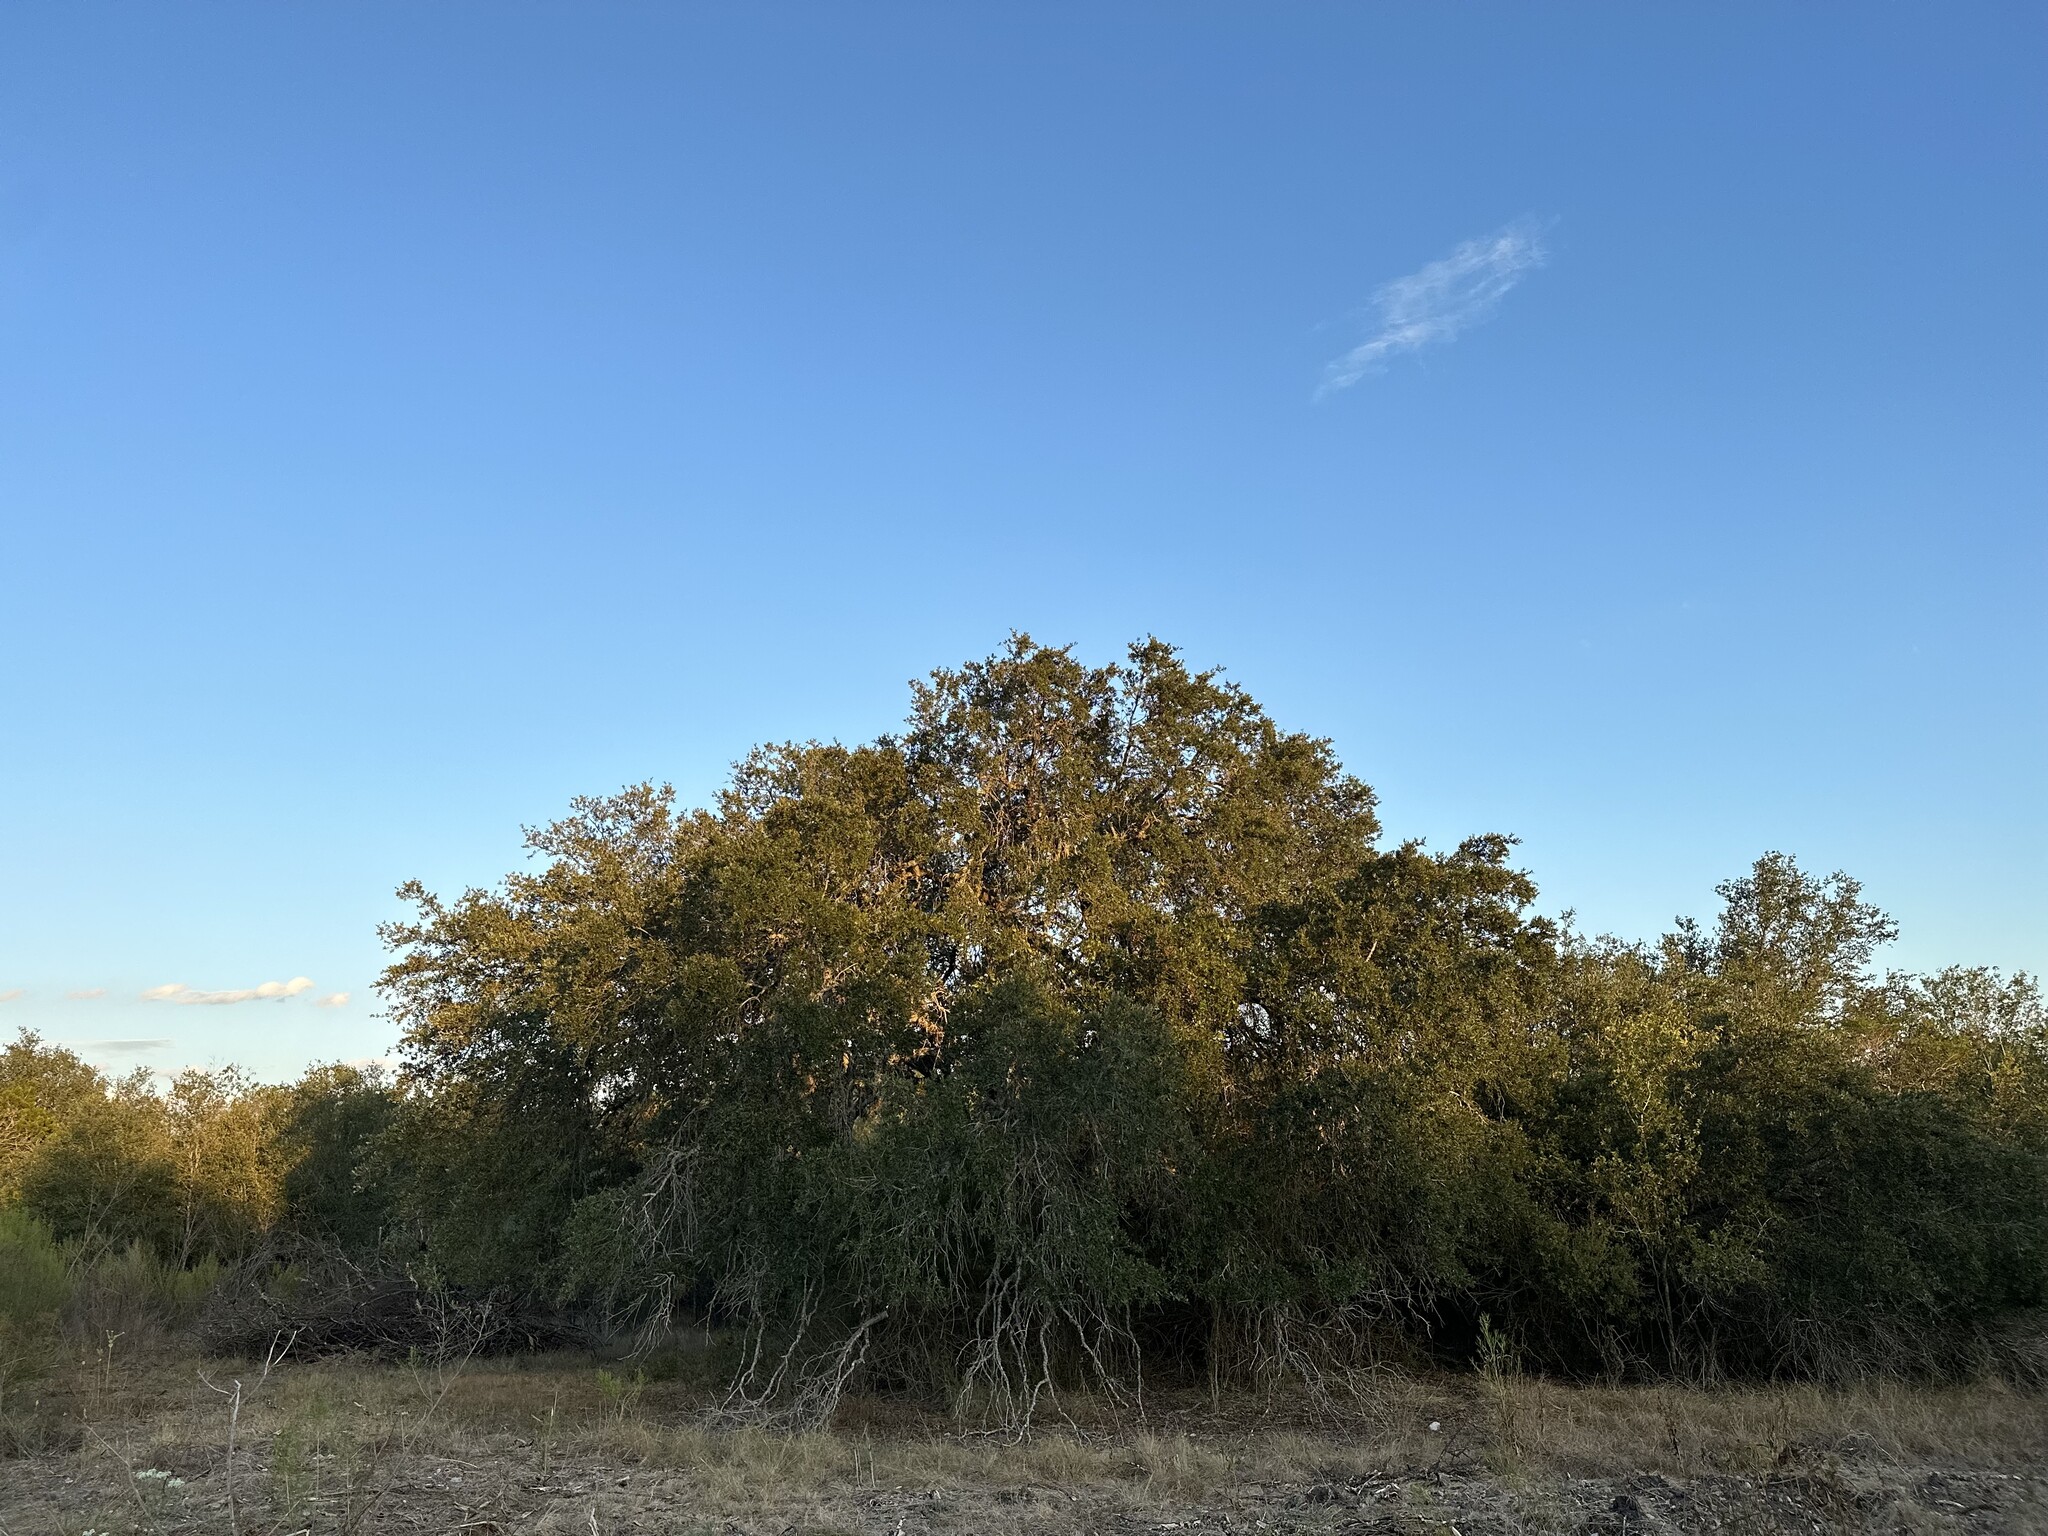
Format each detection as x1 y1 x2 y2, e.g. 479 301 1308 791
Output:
535 1382 562 1477
594 1365 646 1426
271 1412 311 1524
1477 1312 1524 1473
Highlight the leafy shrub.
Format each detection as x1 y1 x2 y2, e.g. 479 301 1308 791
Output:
0 1209 67 1331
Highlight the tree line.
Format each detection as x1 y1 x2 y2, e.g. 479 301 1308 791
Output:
4 638 2043 1413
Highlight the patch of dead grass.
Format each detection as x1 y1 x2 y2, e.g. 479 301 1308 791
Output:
3 1343 2044 1534
1487 1375 2048 1478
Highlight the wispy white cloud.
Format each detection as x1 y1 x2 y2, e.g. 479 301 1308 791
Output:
1318 219 1548 396
68 987 107 1000
77 1038 175 1053
314 992 350 1009
0 988 24 1003
141 976 315 1006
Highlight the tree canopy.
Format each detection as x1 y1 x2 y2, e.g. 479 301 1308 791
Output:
5 637 2042 1413
372 637 2048 1403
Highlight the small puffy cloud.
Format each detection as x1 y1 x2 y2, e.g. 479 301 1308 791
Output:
313 991 350 1009
68 988 108 1000
0 988 24 1003
141 976 316 1006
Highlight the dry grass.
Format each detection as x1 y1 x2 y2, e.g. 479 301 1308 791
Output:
1 1340 2044 1533
1484 1374 2047 1478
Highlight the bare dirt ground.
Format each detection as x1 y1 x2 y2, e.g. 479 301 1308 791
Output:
3 1346 2043 1535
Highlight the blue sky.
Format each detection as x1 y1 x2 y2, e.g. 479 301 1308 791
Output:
2 4 2042 1082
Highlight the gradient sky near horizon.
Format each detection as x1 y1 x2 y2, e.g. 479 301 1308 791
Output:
2 4 2043 1083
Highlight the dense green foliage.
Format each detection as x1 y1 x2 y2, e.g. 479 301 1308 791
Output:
3 638 2043 1407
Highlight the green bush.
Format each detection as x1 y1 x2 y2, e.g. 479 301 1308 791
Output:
0 1209 68 1421
0 1209 67 1332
